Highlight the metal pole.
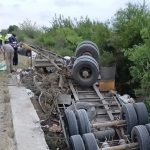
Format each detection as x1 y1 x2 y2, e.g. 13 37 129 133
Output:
101 142 139 150
22 43 62 70
92 120 126 128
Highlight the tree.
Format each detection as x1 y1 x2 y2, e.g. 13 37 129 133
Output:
8 25 18 33
110 2 150 96
113 3 149 48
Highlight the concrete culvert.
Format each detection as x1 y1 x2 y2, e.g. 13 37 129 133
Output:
72 55 99 87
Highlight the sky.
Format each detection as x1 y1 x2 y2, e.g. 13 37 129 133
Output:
0 0 148 30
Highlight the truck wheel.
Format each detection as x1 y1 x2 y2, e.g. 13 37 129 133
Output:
134 102 149 125
76 43 99 62
145 124 150 134
66 102 96 121
74 55 99 69
121 104 138 134
94 129 116 142
75 109 91 134
72 56 99 87
64 110 79 136
82 133 99 150
77 41 99 52
131 125 150 150
70 135 85 150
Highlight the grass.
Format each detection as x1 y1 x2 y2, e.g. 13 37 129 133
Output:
0 54 30 84
0 72 8 84
17 55 31 69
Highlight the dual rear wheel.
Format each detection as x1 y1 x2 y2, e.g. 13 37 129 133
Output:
70 133 98 150
121 102 150 150
72 41 100 87
65 109 98 150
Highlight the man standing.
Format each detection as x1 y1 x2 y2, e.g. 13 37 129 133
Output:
1 41 14 73
9 33 18 65
0 34 3 48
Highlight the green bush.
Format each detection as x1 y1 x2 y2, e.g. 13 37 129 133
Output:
100 51 116 67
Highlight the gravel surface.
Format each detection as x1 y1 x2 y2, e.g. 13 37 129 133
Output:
0 83 16 150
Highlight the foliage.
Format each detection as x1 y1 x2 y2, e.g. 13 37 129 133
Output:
100 51 116 67
122 8 150 109
113 3 149 48
19 19 39 38
7 25 18 33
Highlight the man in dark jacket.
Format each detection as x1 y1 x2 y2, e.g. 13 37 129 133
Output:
0 34 3 48
9 33 18 65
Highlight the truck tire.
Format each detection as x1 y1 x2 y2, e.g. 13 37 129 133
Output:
64 110 79 136
145 124 150 134
75 109 91 134
66 102 96 121
134 102 149 125
74 55 99 71
77 41 99 52
76 43 99 62
82 133 99 150
70 135 85 150
94 129 116 142
72 56 99 87
131 125 150 150
121 104 138 134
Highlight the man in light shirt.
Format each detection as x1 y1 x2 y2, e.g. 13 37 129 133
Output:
0 41 14 73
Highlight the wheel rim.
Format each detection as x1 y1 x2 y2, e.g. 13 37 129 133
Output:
79 67 92 79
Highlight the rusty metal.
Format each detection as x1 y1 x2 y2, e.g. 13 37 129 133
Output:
69 81 79 102
30 44 65 60
92 120 126 128
101 142 139 150
93 84 114 121
21 43 62 70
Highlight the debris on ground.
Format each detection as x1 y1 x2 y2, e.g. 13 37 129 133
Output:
20 68 68 149
0 82 16 150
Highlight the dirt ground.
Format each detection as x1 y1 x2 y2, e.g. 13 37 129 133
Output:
0 72 16 150
21 70 68 150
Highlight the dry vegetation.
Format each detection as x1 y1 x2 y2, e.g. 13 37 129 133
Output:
0 57 16 150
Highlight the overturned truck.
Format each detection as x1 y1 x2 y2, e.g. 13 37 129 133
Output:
22 41 150 150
